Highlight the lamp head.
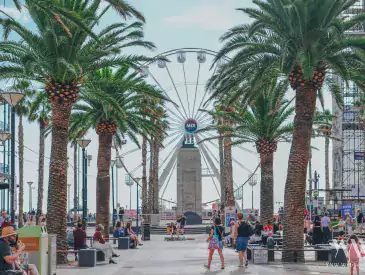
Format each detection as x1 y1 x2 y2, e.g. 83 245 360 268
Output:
0 88 25 107
76 138 91 148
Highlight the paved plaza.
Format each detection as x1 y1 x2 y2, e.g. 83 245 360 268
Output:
57 234 355 275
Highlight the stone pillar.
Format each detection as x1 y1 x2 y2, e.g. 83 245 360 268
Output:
176 147 202 215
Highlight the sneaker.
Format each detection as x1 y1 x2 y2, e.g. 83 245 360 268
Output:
238 263 244 267
204 265 210 269
112 254 119 258
138 243 143 246
245 261 248 267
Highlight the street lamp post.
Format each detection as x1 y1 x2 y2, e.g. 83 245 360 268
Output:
0 131 10 212
248 174 258 210
125 175 133 210
135 178 141 236
1 88 24 225
27 181 33 212
110 160 116 227
76 138 91 230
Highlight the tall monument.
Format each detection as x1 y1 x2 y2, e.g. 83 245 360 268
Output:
176 119 202 216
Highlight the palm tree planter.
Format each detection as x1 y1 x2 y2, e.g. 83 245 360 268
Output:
208 0 365 262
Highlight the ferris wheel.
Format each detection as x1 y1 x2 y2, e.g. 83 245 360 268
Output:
121 48 260 207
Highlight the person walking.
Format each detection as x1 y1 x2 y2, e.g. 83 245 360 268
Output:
320 213 332 244
118 207 124 221
312 216 323 245
356 210 364 234
346 234 362 275
234 212 253 268
346 212 354 235
205 217 225 270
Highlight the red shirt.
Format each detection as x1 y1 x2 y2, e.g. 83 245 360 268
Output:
264 225 273 232
73 228 86 248
93 230 105 244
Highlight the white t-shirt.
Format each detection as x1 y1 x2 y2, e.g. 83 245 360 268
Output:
321 216 331 227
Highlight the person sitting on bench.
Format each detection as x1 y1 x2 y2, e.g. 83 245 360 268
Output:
0 226 39 275
92 224 117 264
73 223 87 261
125 222 142 247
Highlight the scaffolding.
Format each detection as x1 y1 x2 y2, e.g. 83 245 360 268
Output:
333 1 365 202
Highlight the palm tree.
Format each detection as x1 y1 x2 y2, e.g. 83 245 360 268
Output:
208 0 365 261
11 0 145 24
11 81 35 228
28 92 52 224
313 109 335 205
69 67 162 238
205 79 294 223
0 2 154 261
152 106 167 214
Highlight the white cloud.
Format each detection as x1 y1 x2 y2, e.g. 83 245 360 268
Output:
1 7 30 22
164 2 254 31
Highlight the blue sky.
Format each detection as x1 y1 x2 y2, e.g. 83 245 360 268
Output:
0 0 332 213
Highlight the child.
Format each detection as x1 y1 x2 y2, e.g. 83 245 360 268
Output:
347 234 362 275
337 217 346 242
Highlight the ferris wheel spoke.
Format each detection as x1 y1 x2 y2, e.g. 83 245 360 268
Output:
167 114 183 125
118 148 140 157
198 113 213 124
200 132 254 173
182 63 191 118
148 71 187 121
193 65 218 119
159 137 183 190
129 133 182 174
197 144 221 197
161 160 177 199
191 62 201 119
165 105 186 123
237 145 258 156
165 65 189 119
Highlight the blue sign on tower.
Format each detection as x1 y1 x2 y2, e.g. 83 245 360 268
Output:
185 118 198 134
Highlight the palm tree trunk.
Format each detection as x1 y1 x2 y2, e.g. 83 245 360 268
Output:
96 132 113 239
142 137 148 216
224 136 234 207
36 120 46 225
282 85 317 262
219 134 225 206
148 138 155 216
153 138 160 214
47 102 73 264
260 152 274 225
325 137 330 205
18 114 24 228
73 144 78 219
